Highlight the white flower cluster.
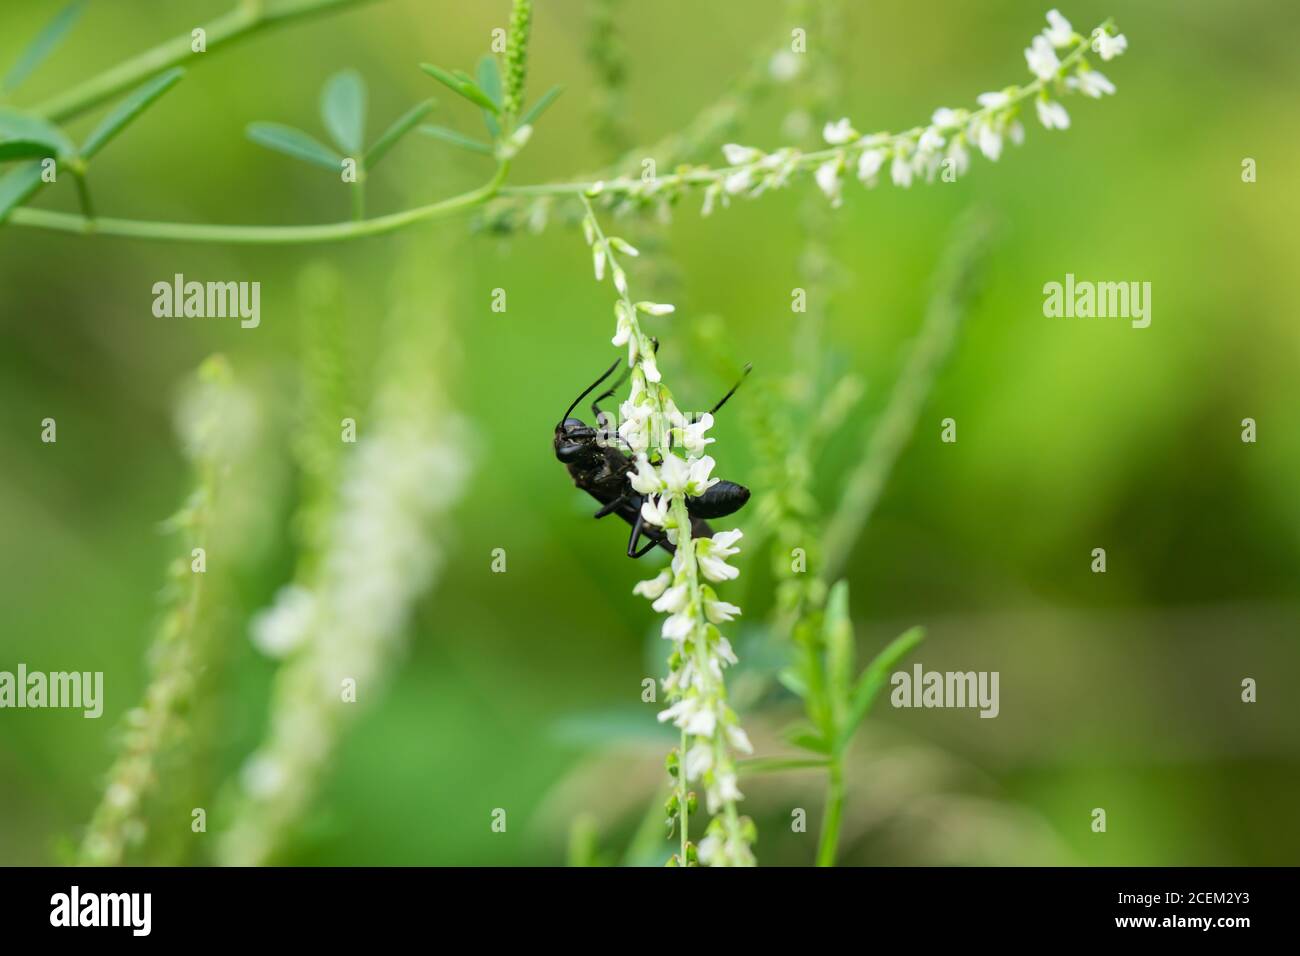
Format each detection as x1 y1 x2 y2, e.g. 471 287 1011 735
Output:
223 405 470 865
712 11 1127 210
580 195 756 866
633 518 754 867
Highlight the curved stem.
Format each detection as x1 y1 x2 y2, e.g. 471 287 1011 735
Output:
32 0 382 124
7 161 510 244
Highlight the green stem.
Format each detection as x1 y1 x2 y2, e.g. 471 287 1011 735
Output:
5 29 1105 246
351 179 366 222
7 161 509 244
815 759 844 867
72 170 95 222
32 0 383 124
678 726 690 863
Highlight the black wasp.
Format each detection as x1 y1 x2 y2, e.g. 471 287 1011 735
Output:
554 356 752 558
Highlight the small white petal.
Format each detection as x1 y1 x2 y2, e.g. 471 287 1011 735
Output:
632 569 672 600
722 143 760 166
857 148 886 182
822 117 857 145
1045 10 1074 48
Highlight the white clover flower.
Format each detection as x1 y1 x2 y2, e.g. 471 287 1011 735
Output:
687 456 719 497
240 754 287 799
612 300 632 348
592 243 606 281
633 569 672 599
701 181 724 217
856 148 886 184
715 635 738 665
250 585 316 658
723 168 754 195
662 611 693 641
1025 34 1061 81
680 413 716 455
1036 98 1070 130
947 136 971 177
711 528 743 551
1092 29 1127 60
1045 9 1074 47
656 698 694 726
640 348 662 383
918 125 946 154
683 703 717 737
814 158 843 206
704 596 742 623
652 583 689 614
725 724 753 754
768 49 801 82
977 90 1012 110
685 742 714 779
619 404 652 453
932 107 962 128
974 119 1003 161
629 453 660 494
1068 69 1115 97
641 493 670 527
697 833 723 865
890 149 914 187
708 769 742 813
1008 119 1025 146
695 529 742 582
636 301 674 316
658 452 692 494
722 143 761 166
822 117 857 145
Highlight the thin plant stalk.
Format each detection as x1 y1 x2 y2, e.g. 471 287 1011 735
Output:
78 356 240 866
32 0 383 123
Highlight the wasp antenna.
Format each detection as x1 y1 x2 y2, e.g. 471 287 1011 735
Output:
592 359 633 410
561 358 622 424
708 363 753 416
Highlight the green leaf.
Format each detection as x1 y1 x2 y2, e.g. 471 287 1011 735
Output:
363 99 434 169
475 55 502 137
0 108 77 161
418 124 493 156
0 161 47 223
80 67 184 160
776 666 808 699
3 1 86 94
738 755 831 776
783 721 832 755
320 69 366 157
834 625 926 754
247 122 344 171
823 580 855 729
419 63 500 114
518 85 563 127
475 56 503 108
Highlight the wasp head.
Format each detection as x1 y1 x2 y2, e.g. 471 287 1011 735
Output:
554 417 604 465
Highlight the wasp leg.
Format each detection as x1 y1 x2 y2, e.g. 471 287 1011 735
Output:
631 537 660 558
594 494 627 519
626 511 646 556
626 511 661 558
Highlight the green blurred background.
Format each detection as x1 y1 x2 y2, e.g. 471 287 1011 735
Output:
1 0 1297 866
